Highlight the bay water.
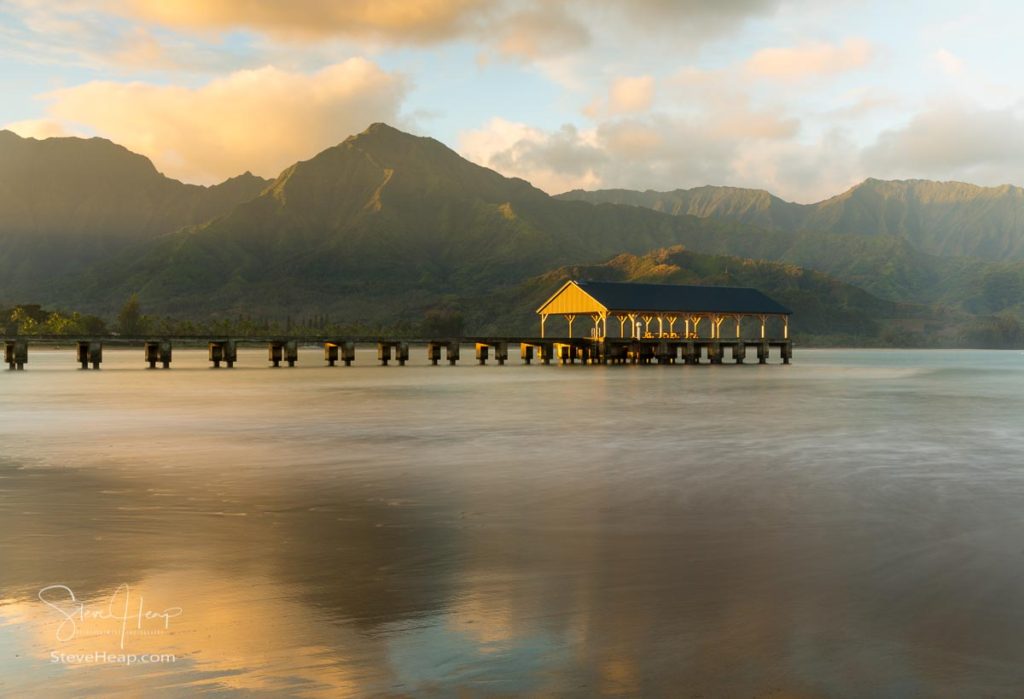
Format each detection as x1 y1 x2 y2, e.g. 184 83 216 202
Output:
2 348 1023 696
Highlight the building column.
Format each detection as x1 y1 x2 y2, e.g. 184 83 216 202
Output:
783 315 789 339
690 315 703 338
565 314 576 337
540 313 548 338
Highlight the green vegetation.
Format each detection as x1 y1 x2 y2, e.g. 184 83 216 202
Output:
3 123 1024 347
3 305 107 336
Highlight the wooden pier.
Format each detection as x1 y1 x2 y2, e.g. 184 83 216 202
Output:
0 336 792 370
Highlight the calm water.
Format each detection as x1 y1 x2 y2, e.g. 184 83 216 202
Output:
2 348 1024 697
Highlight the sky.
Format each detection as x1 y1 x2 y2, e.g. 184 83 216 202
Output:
1 0 1023 202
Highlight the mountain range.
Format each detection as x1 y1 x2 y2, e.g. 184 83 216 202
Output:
558 179 1024 260
0 129 269 297
2 124 1024 346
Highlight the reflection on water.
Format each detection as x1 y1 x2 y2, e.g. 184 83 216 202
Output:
3 348 1024 696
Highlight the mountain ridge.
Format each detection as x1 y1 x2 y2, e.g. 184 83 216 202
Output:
558 178 1024 259
4 123 1024 346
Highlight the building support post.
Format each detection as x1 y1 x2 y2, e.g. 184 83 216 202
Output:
690 316 702 338
642 315 653 338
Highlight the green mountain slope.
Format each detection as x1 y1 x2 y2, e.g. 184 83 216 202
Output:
559 178 1024 260
0 130 270 297
66 124 768 319
7 123 1024 346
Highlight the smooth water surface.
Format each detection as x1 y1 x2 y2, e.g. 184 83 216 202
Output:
2 348 1024 697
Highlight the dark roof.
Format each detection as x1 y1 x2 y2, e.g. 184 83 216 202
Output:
577 280 791 315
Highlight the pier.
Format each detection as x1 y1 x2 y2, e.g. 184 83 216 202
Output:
0 336 792 370
1 282 794 371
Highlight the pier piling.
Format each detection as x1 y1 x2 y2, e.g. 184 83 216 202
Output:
144 340 172 369
377 341 409 366
76 340 102 369
268 340 297 367
4 340 26 370
732 342 746 364
324 341 355 366
209 340 237 368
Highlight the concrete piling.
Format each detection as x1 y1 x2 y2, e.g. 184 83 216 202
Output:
5 340 26 370
732 342 746 364
475 343 489 365
76 340 102 369
144 340 172 368
376 341 408 366
209 340 237 368
268 340 297 367
325 341 355 366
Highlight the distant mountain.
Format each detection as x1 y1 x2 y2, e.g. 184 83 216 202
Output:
558 178 1024 260
0 130 270 297
6 123 1024 346
66 124 756 320
559 186 805 232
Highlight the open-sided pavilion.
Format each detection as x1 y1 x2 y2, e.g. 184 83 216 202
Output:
536 280 792 340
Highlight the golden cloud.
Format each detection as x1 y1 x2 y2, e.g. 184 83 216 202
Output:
36 59 406 183
109 0 491 42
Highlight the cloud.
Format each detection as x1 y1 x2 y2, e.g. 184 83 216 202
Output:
584 75 656 118
862 104 1024 183
34 59 406 183
111 0 491 43
597 0 782 37
744 38 873 81
933 48 965 77
0 0 248 71
459 94 810 198
459 118 606 193
493 5 590 60
2 119 76 139
610 76 655 114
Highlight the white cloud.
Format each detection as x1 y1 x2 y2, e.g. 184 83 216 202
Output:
459 118 605 193
862 103 1024 183
34 59 407 183
459 98 813 198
